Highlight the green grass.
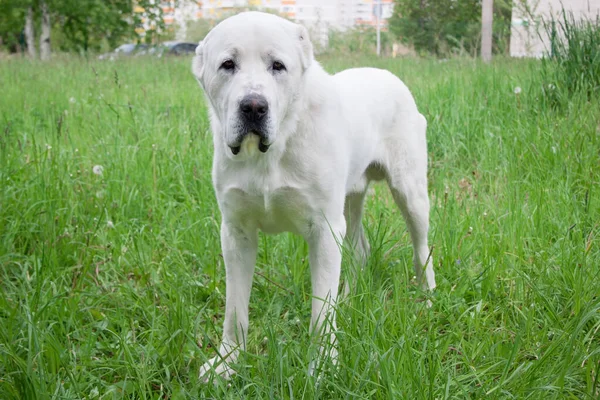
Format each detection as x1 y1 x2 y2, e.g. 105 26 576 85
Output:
0 53 599 399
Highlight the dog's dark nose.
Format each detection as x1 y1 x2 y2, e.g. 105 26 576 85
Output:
240 95 268 122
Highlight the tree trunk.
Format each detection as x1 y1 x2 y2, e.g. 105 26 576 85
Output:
25 5 36 58
40 1 51 60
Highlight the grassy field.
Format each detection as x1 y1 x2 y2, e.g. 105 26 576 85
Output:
0 53 599 399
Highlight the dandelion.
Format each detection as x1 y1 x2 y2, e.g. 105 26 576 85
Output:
69 97 76 104
107 220 115 229
92 165 104 176
513 86 522 94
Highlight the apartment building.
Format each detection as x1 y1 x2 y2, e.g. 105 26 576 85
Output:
140 0 393 41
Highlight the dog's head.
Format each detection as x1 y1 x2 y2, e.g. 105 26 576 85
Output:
192 12 314 158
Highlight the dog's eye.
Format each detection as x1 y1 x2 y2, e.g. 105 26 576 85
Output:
220 60 235 71
272 61 286 72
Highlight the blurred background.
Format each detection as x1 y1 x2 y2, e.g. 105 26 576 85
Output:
0 0 598 60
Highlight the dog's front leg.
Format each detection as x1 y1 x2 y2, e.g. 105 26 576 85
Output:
200 221 257 380
307 218 346 375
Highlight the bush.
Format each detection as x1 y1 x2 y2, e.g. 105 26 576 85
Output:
326 26 393 56
540 10 600 108
388 0 513 57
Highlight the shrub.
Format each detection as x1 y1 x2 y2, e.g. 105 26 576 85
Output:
540 10 600 108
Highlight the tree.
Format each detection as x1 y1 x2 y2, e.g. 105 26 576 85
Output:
0 0 178 55
389 0 512 56
0 0 27 53
40 0 50 59
25 5 36 57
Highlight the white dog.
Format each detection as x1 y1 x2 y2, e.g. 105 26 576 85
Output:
192 11 436 379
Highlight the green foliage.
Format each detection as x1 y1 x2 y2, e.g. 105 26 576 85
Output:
51 0 137 52
540 10 600 109
388 0 513 56
0 0 26 52
0 54 599 397
0 0 176 54
327 26 393 56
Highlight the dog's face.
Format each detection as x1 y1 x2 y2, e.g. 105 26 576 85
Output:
193 12 313 157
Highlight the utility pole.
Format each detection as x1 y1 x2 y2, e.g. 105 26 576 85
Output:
375 0 381 56
481 0 493 62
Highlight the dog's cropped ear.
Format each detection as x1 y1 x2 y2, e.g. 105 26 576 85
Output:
192 41 205 84
297 24 313 70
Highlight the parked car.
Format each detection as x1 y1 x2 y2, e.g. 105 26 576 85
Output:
152 41 198 57
99 41 197 60
98 43 148 60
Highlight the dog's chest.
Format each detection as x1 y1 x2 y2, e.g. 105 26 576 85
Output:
218 170 317 235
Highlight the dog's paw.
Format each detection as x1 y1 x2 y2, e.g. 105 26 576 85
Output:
199 356 236 383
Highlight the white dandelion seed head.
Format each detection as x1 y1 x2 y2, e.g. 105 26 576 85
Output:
514 86 522 94
92 165 104 176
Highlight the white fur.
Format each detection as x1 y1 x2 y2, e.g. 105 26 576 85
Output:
192 12 436 380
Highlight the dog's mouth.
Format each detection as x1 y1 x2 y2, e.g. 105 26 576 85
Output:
229 132 270 155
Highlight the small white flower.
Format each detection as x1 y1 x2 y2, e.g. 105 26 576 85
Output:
69 97 76 104
46 144 52 150
547 84 556 90
107 220 115 229
92 165 104 176
513 86 522 95
469 226 473 233
75 148 79 152
551 146 557 154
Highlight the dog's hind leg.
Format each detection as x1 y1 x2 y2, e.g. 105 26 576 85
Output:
344 190 371 264
388 179 436 291
340 190 370 299
386 116 436 291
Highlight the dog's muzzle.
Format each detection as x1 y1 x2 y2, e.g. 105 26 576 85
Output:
228 94 271 155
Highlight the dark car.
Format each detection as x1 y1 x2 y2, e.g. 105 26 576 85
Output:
99 43 148 60
153 41 198 56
